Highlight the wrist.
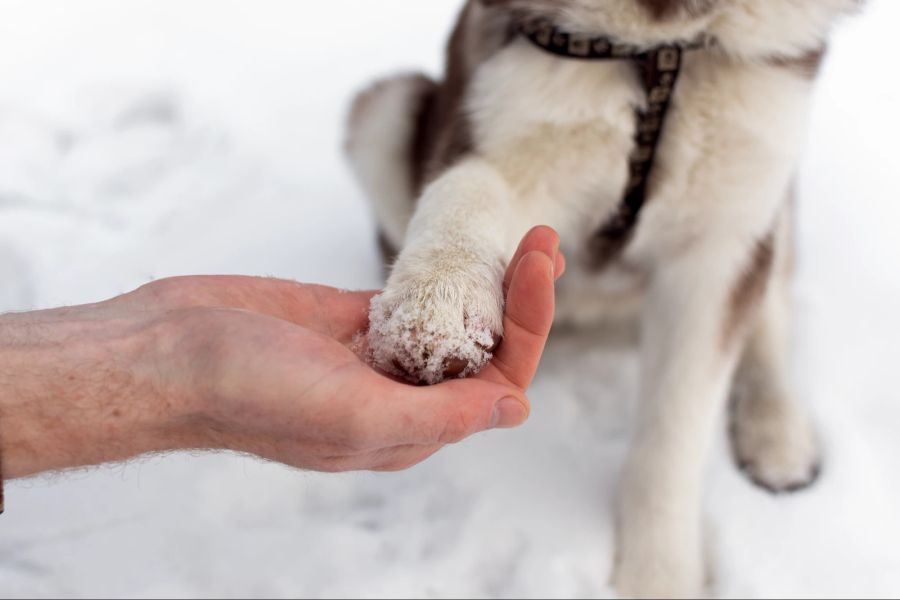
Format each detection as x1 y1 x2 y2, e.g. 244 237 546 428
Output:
0 307 201 479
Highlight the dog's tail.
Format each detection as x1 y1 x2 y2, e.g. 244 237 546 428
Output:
345 73 437 252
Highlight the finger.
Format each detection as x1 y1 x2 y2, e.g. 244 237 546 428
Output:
503 226 561 294
361 376 531 447
236 280 375 341
555 250 567 280
486 250 556 390
296 284 376 342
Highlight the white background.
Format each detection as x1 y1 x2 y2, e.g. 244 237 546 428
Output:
0 1 898 597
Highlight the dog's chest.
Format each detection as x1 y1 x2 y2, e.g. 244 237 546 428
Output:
468 40 645 244
465 39 812 322
470 41 810 243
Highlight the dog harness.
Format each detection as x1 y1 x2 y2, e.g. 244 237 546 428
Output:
518 19 708 254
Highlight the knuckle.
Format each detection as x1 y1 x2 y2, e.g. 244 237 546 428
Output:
137 277 200 307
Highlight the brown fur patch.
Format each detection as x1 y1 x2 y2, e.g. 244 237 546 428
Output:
724 232 776 347
588 214 638 270
636 0 717 20
414 1 517 192
409 79 440 195
376 230 400 277
414 3 475 189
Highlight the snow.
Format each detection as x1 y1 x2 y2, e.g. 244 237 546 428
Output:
368 290 498 385
0 1 898 597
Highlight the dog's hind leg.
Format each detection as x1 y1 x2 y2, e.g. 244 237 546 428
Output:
345 74 438 269
729 211 822 493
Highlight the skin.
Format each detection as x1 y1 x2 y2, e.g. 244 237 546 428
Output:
0 227 564 480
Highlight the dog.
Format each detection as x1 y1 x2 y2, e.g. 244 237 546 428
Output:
346 1 859 596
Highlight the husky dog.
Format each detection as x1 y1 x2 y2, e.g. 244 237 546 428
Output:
346 0 859 596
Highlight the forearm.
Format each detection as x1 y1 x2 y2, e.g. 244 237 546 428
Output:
0 308 201 479
0 261 555 481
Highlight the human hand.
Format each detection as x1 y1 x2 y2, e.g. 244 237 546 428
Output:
0 227 563 479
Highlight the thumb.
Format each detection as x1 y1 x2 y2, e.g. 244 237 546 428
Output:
427 380 531 444
371 377 531 446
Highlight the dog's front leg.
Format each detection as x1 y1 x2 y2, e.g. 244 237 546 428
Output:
614 234 774 599
368 158 514 384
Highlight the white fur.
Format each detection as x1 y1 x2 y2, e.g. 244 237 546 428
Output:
369 160 510 383
711 0 859 59
350 1 853 596
547 0 856 58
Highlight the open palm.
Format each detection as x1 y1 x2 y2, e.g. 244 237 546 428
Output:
116 226 563 472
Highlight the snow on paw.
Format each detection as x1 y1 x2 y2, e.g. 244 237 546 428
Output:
367 276 503 385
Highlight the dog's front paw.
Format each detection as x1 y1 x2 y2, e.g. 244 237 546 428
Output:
368 262 504 384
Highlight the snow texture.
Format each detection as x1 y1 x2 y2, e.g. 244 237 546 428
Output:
368 291 496 384
0 0 899 598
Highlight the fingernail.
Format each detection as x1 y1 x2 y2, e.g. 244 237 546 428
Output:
491 397 528 429
553 250 566 280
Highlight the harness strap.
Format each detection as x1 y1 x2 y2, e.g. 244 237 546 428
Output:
518 20 706 247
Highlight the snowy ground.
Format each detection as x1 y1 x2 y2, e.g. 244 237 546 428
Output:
1 1 898 598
